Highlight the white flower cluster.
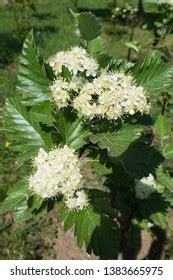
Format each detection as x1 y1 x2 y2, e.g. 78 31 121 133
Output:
29 145 89 211
73 72 150 120
65 190 89 211
48 46 150 119
135 174 156 200
50 77 81 108
48 46 98 77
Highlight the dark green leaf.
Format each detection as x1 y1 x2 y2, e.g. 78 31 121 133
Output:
28 196 44 212
30 101 54 126
96 53 113 68
138 192 168 219
54 109 89 150
77 12 102 41
59 190 119 259
0 182 43 221
90 125 143 158
131 56 173 94
0 182 32 221
109 58 133 72
17 30 50 105
3 97 53 163
120 141 164 179
62 66 73 82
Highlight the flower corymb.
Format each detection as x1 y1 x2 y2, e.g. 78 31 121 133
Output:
73 72 150 120
29 145 89 210
48 46 98 77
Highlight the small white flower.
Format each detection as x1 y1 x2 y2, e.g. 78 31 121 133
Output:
140 173 156 187
48 46 98 77
75 190 89 210
65 190 89 211
135 173 156 200
65 196 78 210
75 27 81 37
50 77 81 108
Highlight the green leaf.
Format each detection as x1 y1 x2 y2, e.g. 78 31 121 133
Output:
62 65 73 82
0 182 28 215
150 212 167 229
90 125 143 158
3 97 53 162
109 58 134 72
59 190 119 259
0 182 32 221
87 37 105 54
125 41 140 53
96 53 113 68
131 56 173 94
90 125 164 179
12 199 32 222
154 114 171 141
138 192 168 219
163 143 173 158
54 110 89 150
92 158 112 176
120 141 164 179
77 12 102 41
28 196 43 212
30 101 54 126
156 167 173 206
17 30 50 106
96 54 131 72
0 182 43 221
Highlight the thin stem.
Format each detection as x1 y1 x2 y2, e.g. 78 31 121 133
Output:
138 0 144 22
127 0 143 61
127 25 135 61
161 95 168 115
74 0 78 9
12 2 20 33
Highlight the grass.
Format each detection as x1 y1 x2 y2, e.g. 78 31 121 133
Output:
0 212 57 260
78 0 113 9
0 0 173 259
